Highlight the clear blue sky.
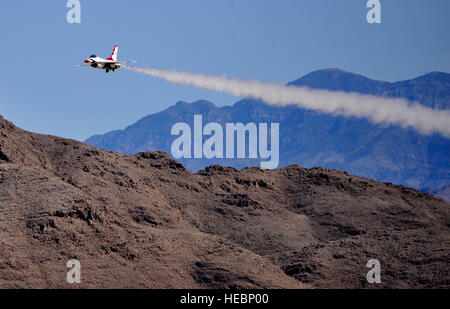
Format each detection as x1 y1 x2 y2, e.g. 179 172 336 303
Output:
0 0 449 141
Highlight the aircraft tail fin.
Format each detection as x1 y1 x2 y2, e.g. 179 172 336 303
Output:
107 45 118 61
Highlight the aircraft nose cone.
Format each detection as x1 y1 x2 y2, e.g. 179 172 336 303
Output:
84 59 90 63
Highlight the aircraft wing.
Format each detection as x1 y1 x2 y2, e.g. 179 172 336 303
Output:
78 60 136 65
76 64 91 67
117 60 137 64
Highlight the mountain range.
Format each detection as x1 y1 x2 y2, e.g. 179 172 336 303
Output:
86 69 450 198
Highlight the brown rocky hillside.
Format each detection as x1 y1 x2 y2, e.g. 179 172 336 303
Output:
0 115 448 288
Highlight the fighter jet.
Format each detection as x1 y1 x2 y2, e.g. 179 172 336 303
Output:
78 45 136 73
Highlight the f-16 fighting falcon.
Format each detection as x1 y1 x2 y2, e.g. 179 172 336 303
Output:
78 45 136 73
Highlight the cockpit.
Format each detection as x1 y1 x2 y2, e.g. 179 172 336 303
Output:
89 55 97 58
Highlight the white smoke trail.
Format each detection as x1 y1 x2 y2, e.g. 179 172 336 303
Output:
123 66 450 138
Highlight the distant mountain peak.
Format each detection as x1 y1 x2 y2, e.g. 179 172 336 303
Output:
320 68 351 73
287 68 386 94
294 68 371 79
411 71 450 83
174 100 215 108
422 71 449 77
191 100 216 107
287 69 449 109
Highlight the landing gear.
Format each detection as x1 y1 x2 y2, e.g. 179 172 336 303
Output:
105 69 110 73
